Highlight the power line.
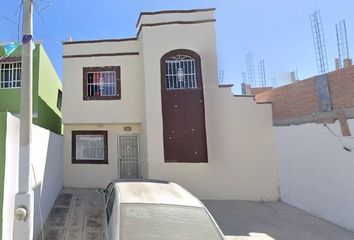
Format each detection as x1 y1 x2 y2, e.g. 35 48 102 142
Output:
324 124 354 152
17 1 23 42
1 16 57 42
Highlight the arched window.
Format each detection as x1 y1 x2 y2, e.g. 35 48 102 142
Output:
161 49 202 91
165 55 197 89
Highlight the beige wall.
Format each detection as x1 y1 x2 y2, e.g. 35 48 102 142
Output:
62 10 279 200
63 124 141 188
137 10 214 30
63 40 139 56
62 42 143 124
138 13 279 200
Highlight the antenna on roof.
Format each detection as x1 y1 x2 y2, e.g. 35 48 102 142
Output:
336 20 350 69
258 59 267 87
67 33 73 42
290 69 299 82
310 11 328 75
245 52 256 87
218 69 225 85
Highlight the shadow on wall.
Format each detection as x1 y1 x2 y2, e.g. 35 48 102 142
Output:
33 131 63 238
37 97 62 135
203 200 354 240
0 112 7 237
32 182 42 238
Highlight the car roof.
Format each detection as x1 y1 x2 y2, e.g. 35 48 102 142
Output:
114 179 203 207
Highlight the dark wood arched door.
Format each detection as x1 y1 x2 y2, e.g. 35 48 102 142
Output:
160 49 208 163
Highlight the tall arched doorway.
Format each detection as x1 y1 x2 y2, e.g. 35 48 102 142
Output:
160 49 208 163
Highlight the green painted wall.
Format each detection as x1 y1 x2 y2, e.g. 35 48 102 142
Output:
0 46 24 113
0 43 62 134
0 44 40 114
37 45 62 134
0 112 7 237
0 89 21 113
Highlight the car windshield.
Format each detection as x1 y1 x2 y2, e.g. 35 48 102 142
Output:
120 203 223 240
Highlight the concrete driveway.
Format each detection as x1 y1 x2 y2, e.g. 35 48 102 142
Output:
203 200 354 240
39 189 354 240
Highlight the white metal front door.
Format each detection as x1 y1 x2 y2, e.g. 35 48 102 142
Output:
118 134 139 178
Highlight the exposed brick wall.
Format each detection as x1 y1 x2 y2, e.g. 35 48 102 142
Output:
253 65 354 124
250 87 273 95
327 66 354 109
255 77 318 121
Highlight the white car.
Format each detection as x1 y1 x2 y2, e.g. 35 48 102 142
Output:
103 179 225 240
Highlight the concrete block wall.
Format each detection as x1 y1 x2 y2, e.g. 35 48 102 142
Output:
327 66 354 109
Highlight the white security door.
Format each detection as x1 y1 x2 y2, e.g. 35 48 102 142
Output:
118 134 140 179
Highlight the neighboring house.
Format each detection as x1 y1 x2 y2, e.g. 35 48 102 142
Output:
62 8 279 200
0 42 62 134
246 59 354 128
243 60 354 232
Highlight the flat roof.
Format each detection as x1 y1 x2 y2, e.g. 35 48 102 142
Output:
62 37 137 45
62 8 216 45
136 8 215 28
116 180 203 207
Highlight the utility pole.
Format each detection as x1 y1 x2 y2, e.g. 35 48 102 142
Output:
13 0 34 239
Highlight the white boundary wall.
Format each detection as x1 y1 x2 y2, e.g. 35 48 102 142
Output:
275 120 354 232
2 113 63 239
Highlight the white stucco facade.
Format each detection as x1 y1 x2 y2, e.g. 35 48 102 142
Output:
62 9 279 200
275 120 354 232
2 113 63 240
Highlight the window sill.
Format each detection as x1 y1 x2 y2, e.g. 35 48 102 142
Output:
83 95 121 101
72 159 108 164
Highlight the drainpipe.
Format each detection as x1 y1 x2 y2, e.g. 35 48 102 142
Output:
13 0 34 239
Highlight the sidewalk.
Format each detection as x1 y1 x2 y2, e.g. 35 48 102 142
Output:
37 188 104 240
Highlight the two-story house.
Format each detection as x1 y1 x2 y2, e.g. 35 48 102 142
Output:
62 8 279 200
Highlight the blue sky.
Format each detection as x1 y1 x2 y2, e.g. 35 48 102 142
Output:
1 0 353 93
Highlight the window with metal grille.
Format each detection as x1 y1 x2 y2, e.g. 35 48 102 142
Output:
83 66 120 100
165 55 197 90
0 62 21 89
72 131 108 164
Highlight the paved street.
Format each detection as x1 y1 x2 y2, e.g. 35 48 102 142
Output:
39 188 354 240
203 200 354 240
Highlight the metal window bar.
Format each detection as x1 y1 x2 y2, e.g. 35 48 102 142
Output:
76 135 104 160
119 135 139 179
0 62 21 89
87 71 116 97
310 11 329 75
336 20 350 69
246 53 256 87
165 55 197 90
